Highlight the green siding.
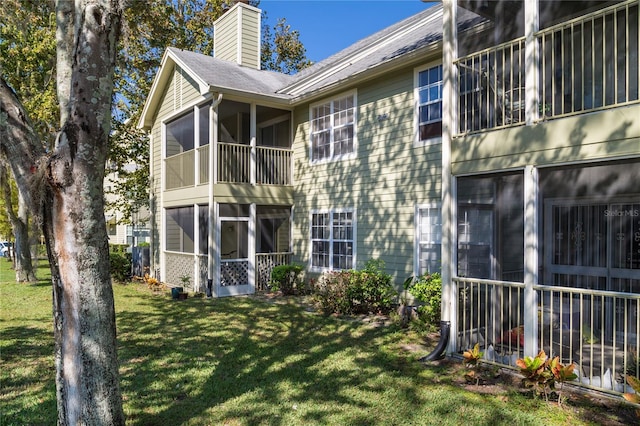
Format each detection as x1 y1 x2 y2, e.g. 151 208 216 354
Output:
214 14 238 63
452 103 640 175
149 65 206 266
240 7 260 68
291 66 444 286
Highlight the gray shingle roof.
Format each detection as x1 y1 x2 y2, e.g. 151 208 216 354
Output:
166 4 482 101
167 47 295 99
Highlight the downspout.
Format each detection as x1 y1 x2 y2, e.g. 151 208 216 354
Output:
208 92 223 297
420 321 451 361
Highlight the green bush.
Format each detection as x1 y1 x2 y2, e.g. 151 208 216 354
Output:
109 252 131 282
269 264 304 295
312 259 396 315
405 272 442 326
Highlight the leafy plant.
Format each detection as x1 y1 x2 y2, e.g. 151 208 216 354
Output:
109 252 131 282
180 274 191 287
312 259 396 315
516 350 577 405
404 272 442 327
517 350 554 400
269 264 303 295
623 375 640 419
463 343 484 385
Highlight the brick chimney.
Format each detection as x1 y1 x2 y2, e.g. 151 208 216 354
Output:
214 1 261 69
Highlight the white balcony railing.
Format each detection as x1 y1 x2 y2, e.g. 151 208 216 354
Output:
456 0 639 134
165 143 293 189
455 277 640 394
539 0 639 118
256 146 293 186
456 37 526 133
218 142 251 184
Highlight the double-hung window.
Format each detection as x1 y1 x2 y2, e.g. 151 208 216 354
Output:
310 92 356 162
415 64 443 143
416 204 442 275
311 209 356 270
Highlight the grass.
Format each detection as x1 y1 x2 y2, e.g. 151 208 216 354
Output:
0 259 635 425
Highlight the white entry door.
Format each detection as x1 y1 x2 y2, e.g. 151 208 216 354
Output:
217 205 254 297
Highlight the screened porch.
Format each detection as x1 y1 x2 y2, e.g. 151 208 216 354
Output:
454 161 640 395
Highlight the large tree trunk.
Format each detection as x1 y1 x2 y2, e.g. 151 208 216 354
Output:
0 165 37 281
1 1 125 424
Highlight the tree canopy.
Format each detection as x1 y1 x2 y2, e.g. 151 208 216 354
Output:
1 0 312 227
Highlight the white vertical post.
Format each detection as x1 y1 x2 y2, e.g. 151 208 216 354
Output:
194 105 200 185
249 203 256 293
524 165 539 357
442 0 458 355
209 95 221 296
250 103 257 185
193 203 200 291
525 0 540 125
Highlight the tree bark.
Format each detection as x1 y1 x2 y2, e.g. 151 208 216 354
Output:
1 0 125 424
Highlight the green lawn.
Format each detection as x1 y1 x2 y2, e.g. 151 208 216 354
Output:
0 259 634 425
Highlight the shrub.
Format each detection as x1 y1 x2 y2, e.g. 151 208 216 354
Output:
109 252 131 282
405 272 442 326
312 259 396 315
269 264 304 295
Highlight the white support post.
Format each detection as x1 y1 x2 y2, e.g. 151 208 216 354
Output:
194 105 200 185
525 0 540 125
524 165 539 357
249 203 256 294
250 103 257 185
442 0 458 355
193 203 200 291
208 95 222 297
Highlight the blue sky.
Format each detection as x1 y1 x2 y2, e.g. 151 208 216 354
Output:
260 0 436 63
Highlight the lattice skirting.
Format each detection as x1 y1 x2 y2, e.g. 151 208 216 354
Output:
164 252 194 290
221 261 249 286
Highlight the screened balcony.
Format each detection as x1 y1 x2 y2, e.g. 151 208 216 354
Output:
456 0 639 134
165 100 293 190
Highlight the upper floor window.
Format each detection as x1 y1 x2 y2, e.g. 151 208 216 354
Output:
310 209 356 271
310 92 356 162
416 64 443 143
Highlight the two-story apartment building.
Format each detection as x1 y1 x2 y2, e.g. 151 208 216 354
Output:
139 0 639 395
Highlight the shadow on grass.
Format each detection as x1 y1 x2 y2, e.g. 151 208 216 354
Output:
115 289 565 425
1 324 56 425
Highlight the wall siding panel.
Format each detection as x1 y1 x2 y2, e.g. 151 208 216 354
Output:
292 66 443 286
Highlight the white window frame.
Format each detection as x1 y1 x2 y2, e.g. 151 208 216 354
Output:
310 208 357 272
415 203 442 276
309 90 357 164
414 63 443 146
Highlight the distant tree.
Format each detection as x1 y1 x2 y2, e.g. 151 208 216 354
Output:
0 162 36 281
0 0 57 278
261 14 313 74
0 0 125 423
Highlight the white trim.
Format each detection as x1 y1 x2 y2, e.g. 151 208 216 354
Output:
236 5 243 65
308 89 358 165
523 165 539 357
309 207 357 273
414 62 444 147
284 8 443 96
